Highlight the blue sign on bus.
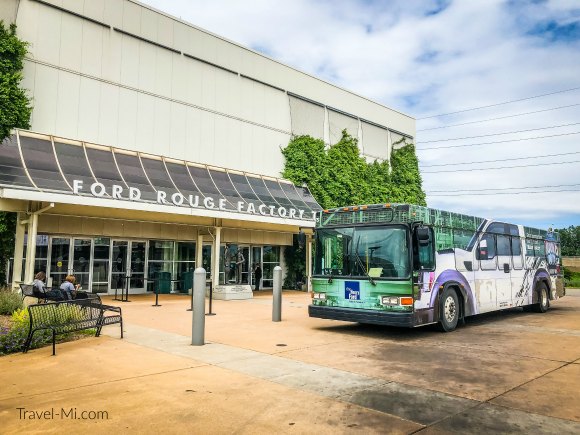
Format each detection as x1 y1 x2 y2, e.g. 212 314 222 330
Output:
345 281 361 300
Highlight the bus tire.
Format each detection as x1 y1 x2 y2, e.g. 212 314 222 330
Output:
439 287 459 332
533 283 549 313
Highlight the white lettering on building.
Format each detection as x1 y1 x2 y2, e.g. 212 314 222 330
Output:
71 179 312 220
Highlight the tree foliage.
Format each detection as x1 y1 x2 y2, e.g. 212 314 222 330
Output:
282 130 425 209
0 21 31 141
0 22 30 285
557 225 580 256
281 131 426 288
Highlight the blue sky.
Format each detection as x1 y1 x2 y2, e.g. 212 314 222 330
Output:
140 0 580 230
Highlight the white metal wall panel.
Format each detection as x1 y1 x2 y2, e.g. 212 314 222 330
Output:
361 121 390 160
77 76 101 143
140 7 157 42
33 5 61 66
170 54 188 101
391 132 408 149
60 0 83 15
264 87 290 132
98 82 120 146
153 99 171 154
80 22 104 77
328 109 359 144
103 0 123 29
14 0 39 48
101 28 122 83
135 92 155 154
83 0 105 23
59 9 83 71
169 103 186 158
119 35 140 88
122 0 141 35
185 57 203 107
117 88 138 150
184 107 202 162
157 14 174 48
55 71 80 139
31 64 59 134
155 49 173 97
201 63 217 112
288 96 325 139
200 111 215 162
138 42 156 92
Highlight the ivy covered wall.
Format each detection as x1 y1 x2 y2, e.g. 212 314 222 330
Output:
0 22 31 285
281 130 426 288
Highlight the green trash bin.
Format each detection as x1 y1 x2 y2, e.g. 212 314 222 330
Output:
181 270 193 294
157 271 172 294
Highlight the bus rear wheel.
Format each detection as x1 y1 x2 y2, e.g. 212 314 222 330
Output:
439 287 459 332
533 283 549 313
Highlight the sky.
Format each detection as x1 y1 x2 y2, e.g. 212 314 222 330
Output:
140 0 580 230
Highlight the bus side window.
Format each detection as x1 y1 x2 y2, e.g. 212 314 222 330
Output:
511 236 523 270
477 233 497 270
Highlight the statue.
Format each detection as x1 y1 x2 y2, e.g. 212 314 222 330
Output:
236 250 245 284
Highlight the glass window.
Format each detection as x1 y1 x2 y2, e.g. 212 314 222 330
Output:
262 246 281 287
149 241 174 261
176 242 195 262
496 235 511 256
314 225 410 279
534 239 546 257
511 237 522 256
478 233 496 260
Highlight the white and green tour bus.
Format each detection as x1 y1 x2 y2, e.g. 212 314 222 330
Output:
309 203 565 331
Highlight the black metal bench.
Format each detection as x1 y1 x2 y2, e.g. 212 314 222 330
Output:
19 283 101 304
23 299 123 355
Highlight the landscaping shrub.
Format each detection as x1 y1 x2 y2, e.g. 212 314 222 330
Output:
0 308 51 355
0 286 22 315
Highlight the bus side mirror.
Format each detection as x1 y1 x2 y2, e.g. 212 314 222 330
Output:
416 227 431 246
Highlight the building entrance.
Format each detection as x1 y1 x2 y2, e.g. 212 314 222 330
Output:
111 240 146 293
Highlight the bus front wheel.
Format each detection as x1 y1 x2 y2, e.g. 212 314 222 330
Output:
438 287 459 332
533 283 549 313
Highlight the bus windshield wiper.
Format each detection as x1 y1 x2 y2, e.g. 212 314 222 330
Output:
354 237 376 286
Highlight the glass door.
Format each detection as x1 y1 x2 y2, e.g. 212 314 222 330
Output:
202 244 212 280
72 238 91 290
130 241 146 291
111 240 128 293
251 246 262 288
240 246 250 284
92 237 110 293
49 237 70 287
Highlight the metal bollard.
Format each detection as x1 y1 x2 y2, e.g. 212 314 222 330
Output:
272 266 282 322
191 267 206 346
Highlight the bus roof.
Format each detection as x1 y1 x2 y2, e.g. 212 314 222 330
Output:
317 203 557 241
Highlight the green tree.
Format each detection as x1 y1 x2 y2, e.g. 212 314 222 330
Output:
0 21 31 140
0 22 31 285
558 225 580 256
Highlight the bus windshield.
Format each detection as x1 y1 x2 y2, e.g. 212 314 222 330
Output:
314 225 410 279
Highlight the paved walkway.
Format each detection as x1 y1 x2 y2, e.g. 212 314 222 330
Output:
1 290 580 434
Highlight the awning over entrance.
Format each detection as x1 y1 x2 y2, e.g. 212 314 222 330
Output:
0 131 322 225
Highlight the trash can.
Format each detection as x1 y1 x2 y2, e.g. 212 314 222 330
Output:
181 270 193 294
157 271 172 294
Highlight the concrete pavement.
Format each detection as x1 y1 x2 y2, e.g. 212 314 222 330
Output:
1 289 580 434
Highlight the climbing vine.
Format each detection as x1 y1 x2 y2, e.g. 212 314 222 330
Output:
0 22 31 284
281 130 426 288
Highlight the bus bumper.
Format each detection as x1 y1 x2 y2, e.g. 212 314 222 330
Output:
308 305 415 327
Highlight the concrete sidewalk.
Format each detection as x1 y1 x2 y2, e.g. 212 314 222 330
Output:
1 290 580 434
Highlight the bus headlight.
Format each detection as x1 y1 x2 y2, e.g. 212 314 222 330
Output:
381 296 399 305
313 292 326 300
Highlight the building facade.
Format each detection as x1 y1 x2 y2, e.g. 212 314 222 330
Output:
0 0 416 294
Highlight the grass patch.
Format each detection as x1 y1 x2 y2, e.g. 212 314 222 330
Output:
0 286 23 315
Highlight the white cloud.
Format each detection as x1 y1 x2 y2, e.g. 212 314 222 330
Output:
139 0 580 228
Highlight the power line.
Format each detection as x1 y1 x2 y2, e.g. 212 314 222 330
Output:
428 188 580 197
426 183 580 193
422 159 580 174
418 131 580 151
417 103 580 132
417 122 580 143
420 151 580 168
417 86 580 120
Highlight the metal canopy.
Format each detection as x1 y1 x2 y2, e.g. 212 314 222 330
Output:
0 131 321 223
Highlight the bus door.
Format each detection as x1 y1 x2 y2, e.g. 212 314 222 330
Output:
509 236 525 305
474 232 499 313
495 234 513 309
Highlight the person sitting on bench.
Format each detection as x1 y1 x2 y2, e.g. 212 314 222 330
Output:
60 275 80 301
